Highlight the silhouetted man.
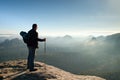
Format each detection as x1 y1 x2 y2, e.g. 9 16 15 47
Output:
27 24 46 71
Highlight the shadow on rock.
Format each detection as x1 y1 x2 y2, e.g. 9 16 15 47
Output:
11 71 56 80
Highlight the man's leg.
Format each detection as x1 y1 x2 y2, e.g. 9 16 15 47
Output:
27 47 36 71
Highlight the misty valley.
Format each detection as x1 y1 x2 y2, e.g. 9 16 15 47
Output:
0 33 120 80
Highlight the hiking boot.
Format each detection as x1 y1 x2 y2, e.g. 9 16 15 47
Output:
29 68 37 72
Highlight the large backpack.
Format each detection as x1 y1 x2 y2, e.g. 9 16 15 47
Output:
20 31 29 44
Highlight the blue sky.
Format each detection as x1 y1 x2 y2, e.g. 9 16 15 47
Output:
0 0 120 36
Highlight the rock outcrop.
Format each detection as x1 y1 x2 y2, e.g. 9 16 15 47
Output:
0 60 106 80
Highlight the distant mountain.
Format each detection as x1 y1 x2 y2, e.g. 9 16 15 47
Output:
0 37 9 43
0 38 24 49
88 33 120 43
55 35 72 40
105 33 120 42
0 60 106 80
63 35 72 39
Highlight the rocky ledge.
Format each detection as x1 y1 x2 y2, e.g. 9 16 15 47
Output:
0 60 106 80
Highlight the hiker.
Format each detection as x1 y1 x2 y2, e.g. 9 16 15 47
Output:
27 24 46 71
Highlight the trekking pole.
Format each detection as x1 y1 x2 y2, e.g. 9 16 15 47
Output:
44 39 47 71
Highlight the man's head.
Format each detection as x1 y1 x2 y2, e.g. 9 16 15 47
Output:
32 24 37 30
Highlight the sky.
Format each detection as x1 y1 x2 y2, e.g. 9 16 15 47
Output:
0 0 120 37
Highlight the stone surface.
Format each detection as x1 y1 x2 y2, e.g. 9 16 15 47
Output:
0 60 106 80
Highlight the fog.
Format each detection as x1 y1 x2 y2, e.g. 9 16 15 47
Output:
39 35 120 73
0 33 120 79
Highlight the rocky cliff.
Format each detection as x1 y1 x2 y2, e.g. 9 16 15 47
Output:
0 60 106 80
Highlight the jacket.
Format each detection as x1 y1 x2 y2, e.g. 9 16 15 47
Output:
27 29 44 48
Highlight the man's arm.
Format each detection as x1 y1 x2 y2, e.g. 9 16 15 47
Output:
37 38 46 42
